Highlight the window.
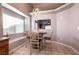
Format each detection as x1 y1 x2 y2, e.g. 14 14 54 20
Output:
2 8 25 35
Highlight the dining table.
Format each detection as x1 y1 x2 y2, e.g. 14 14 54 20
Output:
26 31 47 50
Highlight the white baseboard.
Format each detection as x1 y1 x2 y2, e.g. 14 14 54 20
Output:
52 41 79 54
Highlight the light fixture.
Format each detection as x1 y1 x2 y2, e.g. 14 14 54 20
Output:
32 8 40 30
32 8 40 22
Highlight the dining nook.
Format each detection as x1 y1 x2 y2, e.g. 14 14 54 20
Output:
0 3 78 55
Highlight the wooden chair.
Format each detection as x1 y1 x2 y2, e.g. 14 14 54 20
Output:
29 32 40 54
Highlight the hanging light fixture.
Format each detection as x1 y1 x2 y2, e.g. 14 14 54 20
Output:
32 8 40 23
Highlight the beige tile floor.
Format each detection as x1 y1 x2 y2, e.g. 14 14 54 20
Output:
11 41 79 55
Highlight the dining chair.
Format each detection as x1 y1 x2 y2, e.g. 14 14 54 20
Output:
29 32 40 54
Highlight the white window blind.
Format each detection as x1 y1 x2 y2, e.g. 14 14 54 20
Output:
2 7 25 35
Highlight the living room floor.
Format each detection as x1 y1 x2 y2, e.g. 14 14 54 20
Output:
11 41 78 55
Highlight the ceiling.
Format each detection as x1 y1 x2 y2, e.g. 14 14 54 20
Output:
29 3 65 11
8 3 65 15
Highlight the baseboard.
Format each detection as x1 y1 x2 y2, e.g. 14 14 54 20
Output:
9 42 25 55
52 41 79 54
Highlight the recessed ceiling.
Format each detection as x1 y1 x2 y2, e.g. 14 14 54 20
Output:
8 3 65 13
30 3 65 11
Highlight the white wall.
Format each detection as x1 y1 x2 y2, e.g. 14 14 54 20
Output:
31 13 57 41
57 4 79 51
31 3 79 52
25 16 30 31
